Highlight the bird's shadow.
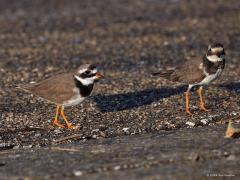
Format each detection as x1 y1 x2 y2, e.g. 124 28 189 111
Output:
2 82 238 114
92 85 187 112
92 82 240 113
218 82 240 93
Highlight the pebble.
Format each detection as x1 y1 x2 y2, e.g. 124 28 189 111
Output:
13 145 20 149
100 131 107 138
186 121 195 127
0 161 6 166
230 112 238 116
188 152 200 161
92 135 97 139
92 129 99 133
123 127 130 133
53 129 62 134
0 143 12 148
34 133 41 137
200 119 209 125
114 165 121 171
226 155 237 161
23 145 33 149
74 170 83 176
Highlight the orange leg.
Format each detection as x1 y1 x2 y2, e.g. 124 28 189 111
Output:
184 91 193 116
60 108 75 129
53 105 65 128
197 86 210 112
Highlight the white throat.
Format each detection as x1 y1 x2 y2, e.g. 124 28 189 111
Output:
74 75 94 86
207 55 223 63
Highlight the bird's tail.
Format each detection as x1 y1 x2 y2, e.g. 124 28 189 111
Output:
16 83 37 92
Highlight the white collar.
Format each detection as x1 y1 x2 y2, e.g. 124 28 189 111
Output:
207 55 223 63
74 75 94 86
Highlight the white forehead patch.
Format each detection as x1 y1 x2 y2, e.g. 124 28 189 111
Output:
78 68 97 74
78 68 88 74
74 75 94 85
211 47 223 53
92 69 97 74
207 55 223 62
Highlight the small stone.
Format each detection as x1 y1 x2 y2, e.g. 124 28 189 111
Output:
226 155 236 161
114 165 121 171
34 133 41 137
54 129 62 134
163 41 169 46
123 127 130 133
23 145 32 149
223 152 229 156
13 145 20 149
147 156 154 160
92 129 99 133
74 171 83 176
100 131 107 138
92 135 97 139
200 119 208 125
188 152 200 161
186 121 195 127
230 112 238 116
0 161 6 166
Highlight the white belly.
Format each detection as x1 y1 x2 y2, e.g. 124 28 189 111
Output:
200 69 223 85
63 88 85 107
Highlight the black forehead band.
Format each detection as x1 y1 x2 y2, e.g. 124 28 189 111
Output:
211 43 223 48
88 64 96 70
80 73 97 78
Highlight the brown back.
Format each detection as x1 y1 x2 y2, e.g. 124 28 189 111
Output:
21 73 76 104
170 57 205 84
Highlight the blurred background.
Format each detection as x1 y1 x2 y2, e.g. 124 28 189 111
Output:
0 0 239 85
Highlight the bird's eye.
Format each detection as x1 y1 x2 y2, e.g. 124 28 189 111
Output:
85 70 91 74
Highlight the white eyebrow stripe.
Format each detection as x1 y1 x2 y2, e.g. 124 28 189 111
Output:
211 47 223 52
92 69 97 74
78 68 88 74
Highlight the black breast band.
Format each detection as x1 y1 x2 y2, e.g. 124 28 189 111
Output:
203 56 225 75
74 77 94 97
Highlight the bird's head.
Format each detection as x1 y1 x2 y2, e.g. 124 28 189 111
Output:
206 43 225 63
74 64 104 85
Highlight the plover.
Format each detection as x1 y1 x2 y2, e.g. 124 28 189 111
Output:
19 64 103 129
153 43 225 115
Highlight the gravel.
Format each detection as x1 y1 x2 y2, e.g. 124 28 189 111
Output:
0 0 240 179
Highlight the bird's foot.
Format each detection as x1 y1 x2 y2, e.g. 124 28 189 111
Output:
200 105 210 112
53 120 65 128
186 109 194 117
66 123 76 130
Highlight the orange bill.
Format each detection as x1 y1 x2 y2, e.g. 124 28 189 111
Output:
96 72 104 79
